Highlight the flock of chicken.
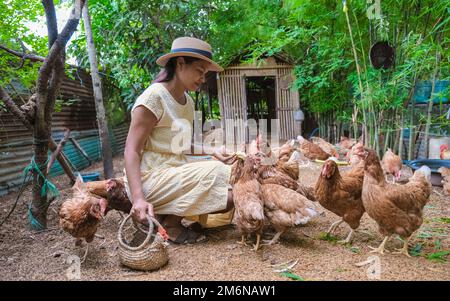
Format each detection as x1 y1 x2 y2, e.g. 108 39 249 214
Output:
215 134 436 257
58 133 447 260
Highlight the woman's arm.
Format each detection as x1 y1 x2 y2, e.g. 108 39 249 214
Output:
124 106 157 223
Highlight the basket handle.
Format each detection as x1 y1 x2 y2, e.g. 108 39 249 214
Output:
117 214 155 251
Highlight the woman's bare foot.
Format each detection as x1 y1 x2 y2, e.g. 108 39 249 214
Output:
162 215 206 244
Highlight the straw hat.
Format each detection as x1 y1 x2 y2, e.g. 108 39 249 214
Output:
156 37 223 72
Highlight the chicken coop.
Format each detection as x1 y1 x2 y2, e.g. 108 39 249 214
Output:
202 54 302 144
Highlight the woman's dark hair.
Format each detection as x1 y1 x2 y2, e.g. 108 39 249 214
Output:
153 56 201 83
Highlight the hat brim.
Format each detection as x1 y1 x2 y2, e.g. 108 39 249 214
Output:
156 52 223 72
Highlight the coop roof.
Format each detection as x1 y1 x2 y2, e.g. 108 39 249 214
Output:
227 49 294 67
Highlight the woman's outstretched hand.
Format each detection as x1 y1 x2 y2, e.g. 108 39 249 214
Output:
130 198 154 225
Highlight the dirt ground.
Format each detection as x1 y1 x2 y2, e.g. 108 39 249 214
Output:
0 156 449 281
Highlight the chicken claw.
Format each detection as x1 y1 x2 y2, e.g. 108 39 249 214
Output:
327 219 343 235
253 234 261 251
369 236 389 255
338 229 354 244
261 232 283 246
393 238 411 258
80 244 89 264
237 235 248 246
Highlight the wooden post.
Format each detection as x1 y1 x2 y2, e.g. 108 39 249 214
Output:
70 137 92 165
82 1 114 179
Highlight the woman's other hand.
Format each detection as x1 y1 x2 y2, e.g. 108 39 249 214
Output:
130 198 154 224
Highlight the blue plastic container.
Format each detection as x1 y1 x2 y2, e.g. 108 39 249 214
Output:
76 171 100 182
402 128 410 139
407 159 450 186
413 80 449 104
434 80 449 103
413 81 432 103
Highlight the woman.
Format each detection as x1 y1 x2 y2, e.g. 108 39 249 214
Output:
124 37 233 244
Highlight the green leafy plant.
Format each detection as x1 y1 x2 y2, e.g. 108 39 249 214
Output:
318 232 338 244
426 251 450 263
280 271 305 281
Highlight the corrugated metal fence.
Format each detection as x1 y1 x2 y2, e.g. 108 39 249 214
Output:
0 123 129 197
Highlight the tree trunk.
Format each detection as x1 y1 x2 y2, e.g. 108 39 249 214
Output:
32 0 86 229
83 1 114 179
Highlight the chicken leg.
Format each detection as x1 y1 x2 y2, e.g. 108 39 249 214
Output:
393 237 411 258
262 232 283 246
254 234 262 251
338 229 354 244
327 219 344 235
80 243 89 264
74 239 89 263
369 236 389 255
237 235 248 246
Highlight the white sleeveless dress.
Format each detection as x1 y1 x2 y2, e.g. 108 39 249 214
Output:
123 83 231 216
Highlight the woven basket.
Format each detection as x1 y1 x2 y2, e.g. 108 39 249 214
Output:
117 214 169 271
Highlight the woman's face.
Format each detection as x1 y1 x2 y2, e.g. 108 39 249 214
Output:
175 57 210 91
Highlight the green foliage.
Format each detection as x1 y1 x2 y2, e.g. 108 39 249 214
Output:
318 232 338 244
426 251 450 263
1 0 448 145
69 0 214 108
54 98 81 113
280 271 305 281
0 0 47 92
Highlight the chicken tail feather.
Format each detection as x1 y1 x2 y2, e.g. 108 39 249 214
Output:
294 207 320 225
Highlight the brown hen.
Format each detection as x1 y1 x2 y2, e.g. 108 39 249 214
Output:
261 183 320 245
232 155 265 251
438 167 450 195
311 137 339 158
381 148 403 183
297 135 330 160
315 159 365 243
361 149 431 257
59 175 108 260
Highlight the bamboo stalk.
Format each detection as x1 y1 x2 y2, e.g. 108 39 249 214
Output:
352 104 358 139
424 46 440 158
398 111 404 159
343 1 368 145
384 129 390 155
408 105 415 161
